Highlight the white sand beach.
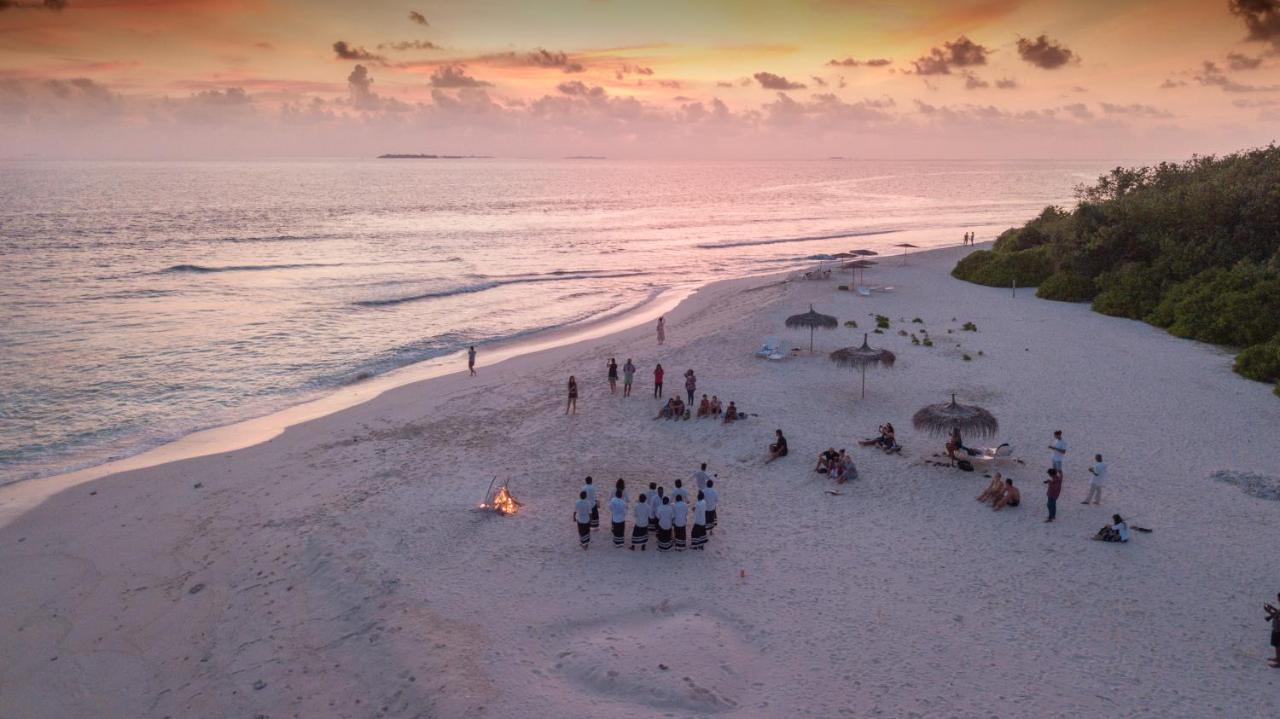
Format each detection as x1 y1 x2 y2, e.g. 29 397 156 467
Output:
2 244 1278 718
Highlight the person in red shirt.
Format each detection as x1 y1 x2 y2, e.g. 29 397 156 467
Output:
653 363 664 399
1044 467 1063 523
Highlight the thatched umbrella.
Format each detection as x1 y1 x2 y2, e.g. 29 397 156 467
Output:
830 333 896 398
894 242 920 265
912 393 999 439
851 249 878 256
786 304 838 352
841 258 877 286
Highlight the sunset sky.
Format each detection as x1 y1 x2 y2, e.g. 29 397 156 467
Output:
2 0 1279 158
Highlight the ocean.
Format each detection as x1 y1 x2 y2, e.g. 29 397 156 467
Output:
0 158 1114 484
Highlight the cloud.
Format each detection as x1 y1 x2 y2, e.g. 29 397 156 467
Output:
715 81 734 88
1227 51 1264 70
1061 103 1094 120
825 57 892 67
556 81 605 99
0 0 66 9
333 41 386 64
470 49 586 73
408 10 428 26
995 77 1018 89
429 64 491 88
379 40 440 52
810 76 828 87
1100 102 1174 119
1229 0 1280 48
962 72 989 90
762 92 894 128
911 36 990 75
1194 60 1280 92
1015 35 1078 70
1233 97 1279 107
1159 78 1187 89
753 72 805 90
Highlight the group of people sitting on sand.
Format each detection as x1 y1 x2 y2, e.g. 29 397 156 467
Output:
977 472 1021 510
814 447 859 484
858 422 903 454
655 395 740 423
572 468 720 553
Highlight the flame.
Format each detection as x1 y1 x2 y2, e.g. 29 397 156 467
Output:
481 485 521 515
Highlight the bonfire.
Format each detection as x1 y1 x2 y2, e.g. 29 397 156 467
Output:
479 477 522 515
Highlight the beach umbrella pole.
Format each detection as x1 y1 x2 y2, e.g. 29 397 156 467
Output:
861 365 867 399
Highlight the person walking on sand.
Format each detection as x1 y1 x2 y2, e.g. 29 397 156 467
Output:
467 345 477 376
622 359 636 397
582 476 599 530
1264 594 1280 667
566 375 578 415
656 496 675 552
703 479 719 534
765 429 789 463
607 358 618 395
1044 467 1063 522
657 316 665 345
1083 454 1107 505
672 493 689 550
1049 430 1067 477
574 490 592 550
609 488 627 548
684 370 697 405
690 491 708 550
630 493 650 551
653 363 664 399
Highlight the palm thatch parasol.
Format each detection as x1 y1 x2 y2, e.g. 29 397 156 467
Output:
894 242 920 265
829 333 896 398
851 249 879 256
785 304 838 352
841 258 877 286
912 393 999 438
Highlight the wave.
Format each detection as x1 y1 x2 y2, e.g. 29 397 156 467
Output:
161 262 342 274
354 271 649 307
695 228 903 250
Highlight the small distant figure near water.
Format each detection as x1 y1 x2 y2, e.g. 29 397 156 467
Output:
622 358 636 397
653 363 664 398
607 358 618 395
657 316 666 345
566 375 578 415
1264 594 1280 668
766 429 788 463
467 345 477 376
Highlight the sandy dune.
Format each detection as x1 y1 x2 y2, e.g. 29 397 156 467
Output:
2 245 1278 718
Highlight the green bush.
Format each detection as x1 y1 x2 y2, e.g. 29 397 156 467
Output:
1149 264 1280 347
962 321 978 332
1036 272 1098 302
1091 262 1165 320
922 338 933 347
951 246 1053 288
1234 339 1280 383
875 314 890 329
843 320 857 328
912 317 923 324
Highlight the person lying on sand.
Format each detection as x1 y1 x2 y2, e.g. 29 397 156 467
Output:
697 394 711 418
723 401 739 423
977 472 1005 503
992 478 1020 511
815 447 839 473
1093 514 1131 543
765 429 789 463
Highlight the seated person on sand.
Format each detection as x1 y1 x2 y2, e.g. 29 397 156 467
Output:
992 478 1020 511
723 401 739 423
946 427 970 462
765 429 788 463
977 472 1005 503
838 455 858 484
1093 515 1131 543
697 394 711 418
710 396 723 417
815 447 839 473
670 397 686 419
654 398 676 420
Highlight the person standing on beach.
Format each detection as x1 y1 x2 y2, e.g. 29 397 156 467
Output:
655 496 674 552
672 478 689 504
703 479 719 534
609 488 627 548
574 490 592 549
1049 430 1067 477
657 316 665 345
1265 594 1280 667
582 476 599 530
647 483 660 536
566 376 578 415
1083 454 1107 505
653 363 664 399
622 359 635 397
672 493 689 550
684 370 697 405
467 345 477 376
1044 468 1063 522
690 491 708 550
615 477 627 503
630 494 650 551
607 358 618 395
693 463 712 491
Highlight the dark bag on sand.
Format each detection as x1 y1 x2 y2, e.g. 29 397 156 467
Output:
956 459 974 472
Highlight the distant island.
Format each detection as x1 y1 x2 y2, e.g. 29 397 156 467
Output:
377 154 493 159
564 155 607 160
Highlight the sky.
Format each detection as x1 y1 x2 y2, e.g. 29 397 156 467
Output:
2 0 1279 159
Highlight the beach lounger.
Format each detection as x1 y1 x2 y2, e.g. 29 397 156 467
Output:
971 443 1018 467
755 337 782 358
856 286 872 297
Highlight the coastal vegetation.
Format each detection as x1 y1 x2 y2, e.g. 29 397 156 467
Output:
952 145 1280 395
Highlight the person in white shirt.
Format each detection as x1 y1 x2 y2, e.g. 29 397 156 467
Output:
703 480 719 534
630 494 650 551
692 463 712 490
582 476 599 530
690 492 709 550
672 495 689 550
609 489 628 548
1083 454 1107 505
1048 430 1067 476
672 479 689 504
574 491 592 549
655 496 675 552
646 482 660 535
1094 514 1130 543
